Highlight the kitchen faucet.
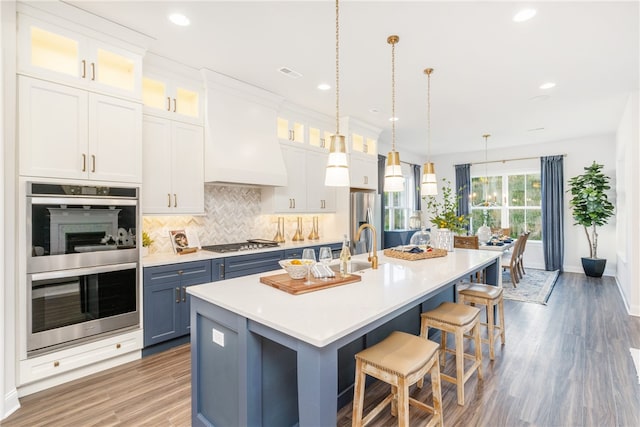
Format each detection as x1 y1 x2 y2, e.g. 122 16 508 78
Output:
355 223 378 269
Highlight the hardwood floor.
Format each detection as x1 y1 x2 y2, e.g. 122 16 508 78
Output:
2 272 639 426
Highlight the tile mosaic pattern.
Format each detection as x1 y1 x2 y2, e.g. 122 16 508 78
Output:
143 185 337 254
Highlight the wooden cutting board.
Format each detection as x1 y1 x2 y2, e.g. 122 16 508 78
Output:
259 272 362 295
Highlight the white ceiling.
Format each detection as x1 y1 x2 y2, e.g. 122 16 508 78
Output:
65 0 639 159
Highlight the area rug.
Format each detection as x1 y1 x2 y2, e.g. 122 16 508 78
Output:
502 269 559 305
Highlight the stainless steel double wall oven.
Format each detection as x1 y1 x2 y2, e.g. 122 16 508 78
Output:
26 182 140 354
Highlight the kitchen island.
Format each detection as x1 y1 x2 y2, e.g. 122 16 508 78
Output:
187 249 501 427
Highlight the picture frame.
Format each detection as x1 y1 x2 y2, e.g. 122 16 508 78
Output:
169 229 201 254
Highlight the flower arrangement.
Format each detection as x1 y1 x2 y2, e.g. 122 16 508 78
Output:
423 178 468 234
142 231 154 248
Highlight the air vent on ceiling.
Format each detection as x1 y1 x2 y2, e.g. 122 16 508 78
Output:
278 67 303 79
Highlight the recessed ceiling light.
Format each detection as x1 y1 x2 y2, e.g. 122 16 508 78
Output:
513 8 537 22
317 83 331 91
389 117 399 122
539 82 556 90
169 13 190 26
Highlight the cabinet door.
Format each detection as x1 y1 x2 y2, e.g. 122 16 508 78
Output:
142 115 173 213
143 280 181 346
143 74 202 125
350 154 378 191
18 76 89 179
224 251 284 279
177 260 212 335
88 93 142 183
272 144 307 212
91 40 142 99
18 15 85 87
306 150 336 212
171 122 204 214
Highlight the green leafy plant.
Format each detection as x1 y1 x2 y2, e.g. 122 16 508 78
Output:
423 178 468 234
142 231 154 248
567 161 614 258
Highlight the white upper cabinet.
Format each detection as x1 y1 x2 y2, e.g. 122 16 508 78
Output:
142 115 204 214
18 14 142 100
19 76 142 183
349 153 378 191
142 69 203 125
277 115 306 144
306 149 336 211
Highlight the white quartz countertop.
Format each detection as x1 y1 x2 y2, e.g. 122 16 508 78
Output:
142 237 342 267
187 249 501 347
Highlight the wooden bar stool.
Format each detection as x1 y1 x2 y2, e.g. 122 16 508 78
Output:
458 283 505 360
352 331 443 427
419 302 483 406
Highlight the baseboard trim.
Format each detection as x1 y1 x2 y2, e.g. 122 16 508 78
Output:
615 275 640 317
2 387 20 421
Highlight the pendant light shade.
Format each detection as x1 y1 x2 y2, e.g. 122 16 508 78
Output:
325 0 350 187
325 134 349 186
420 67 438 196
383 35 404 193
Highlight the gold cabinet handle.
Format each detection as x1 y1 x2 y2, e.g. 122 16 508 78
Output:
182 286 186 303
173 98 177 113
90 62 95 81
82 154 86 172
167 97 171 112
175 287 180 303
53 361 60 367
81 60 86 78
292 198 296 209
116 343 121 349
168 193 171 208
173 193 177 207
91 155 96 173
364 176 368 185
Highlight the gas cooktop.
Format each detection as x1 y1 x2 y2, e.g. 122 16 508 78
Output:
202 239 279 253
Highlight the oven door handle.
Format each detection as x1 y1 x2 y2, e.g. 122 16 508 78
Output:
29 196 138 206
29 262 138 281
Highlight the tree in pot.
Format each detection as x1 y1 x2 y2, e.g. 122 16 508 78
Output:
567 162 614 277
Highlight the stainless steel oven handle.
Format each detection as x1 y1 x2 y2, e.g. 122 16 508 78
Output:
30 262 137 281
29 196 138 206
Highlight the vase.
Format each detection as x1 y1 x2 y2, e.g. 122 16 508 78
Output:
273 217 285 243
292 217 304 241
141 246 149 257
308 216 320 240
477 223 492 243
435 228 454 252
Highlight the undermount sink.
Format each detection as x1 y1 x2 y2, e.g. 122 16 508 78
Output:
329 260 377 273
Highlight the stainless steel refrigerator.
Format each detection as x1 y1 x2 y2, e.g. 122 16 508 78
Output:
350 191 381 255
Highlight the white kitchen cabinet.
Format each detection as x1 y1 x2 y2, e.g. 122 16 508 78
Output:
350 152 378 191
306 150 336 212
262 144 336 213
277 115 306 144
19 76 142 183
18 14 142 100
142 115 204 214
142 70 202 125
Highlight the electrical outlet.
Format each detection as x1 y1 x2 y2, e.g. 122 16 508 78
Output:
212 328 225 347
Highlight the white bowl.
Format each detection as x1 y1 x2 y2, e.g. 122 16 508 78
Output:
279 259 310 279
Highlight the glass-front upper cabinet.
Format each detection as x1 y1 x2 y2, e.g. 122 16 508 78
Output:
142 72 202 125
309 120 334 150
18 14 142 100
277 117 305 143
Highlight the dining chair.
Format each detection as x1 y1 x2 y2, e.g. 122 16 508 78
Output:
500 232 530 286
454 235 482 282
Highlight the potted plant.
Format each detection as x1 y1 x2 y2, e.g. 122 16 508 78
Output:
141 231 154 257
567 161 615 277
423 178 468 234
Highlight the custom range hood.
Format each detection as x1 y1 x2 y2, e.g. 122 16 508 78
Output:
201 69 287 187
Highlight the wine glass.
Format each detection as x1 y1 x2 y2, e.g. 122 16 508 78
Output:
301 248 316 285
318 247 332 265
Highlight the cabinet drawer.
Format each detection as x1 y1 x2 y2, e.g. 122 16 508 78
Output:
144 260 212 287
224 251 284 279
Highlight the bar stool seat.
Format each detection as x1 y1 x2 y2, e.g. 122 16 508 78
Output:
458 283 506 360
352 331 443 427
420 302 483 406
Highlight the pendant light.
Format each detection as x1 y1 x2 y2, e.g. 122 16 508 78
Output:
383 35 404 192
420 67 438 196
325 0 349 187
477 134 492 242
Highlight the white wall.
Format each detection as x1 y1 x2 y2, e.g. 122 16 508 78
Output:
426 133 618 276
615 92 640 316
1 0 19 420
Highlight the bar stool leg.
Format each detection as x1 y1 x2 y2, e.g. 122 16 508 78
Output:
440 330 447 368
455 328 465 405
352 359 366 425
431 358 444 427
391 385 398 417
499 298 506 345
486 301 495 360
397 378 409 427
474 322 483 380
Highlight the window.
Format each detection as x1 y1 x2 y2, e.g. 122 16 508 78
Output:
384 163 417 230
469 172 541 240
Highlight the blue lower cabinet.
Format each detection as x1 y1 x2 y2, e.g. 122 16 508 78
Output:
223 251 284 279
143 260 213 348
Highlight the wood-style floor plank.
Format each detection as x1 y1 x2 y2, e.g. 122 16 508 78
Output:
2 272 639 427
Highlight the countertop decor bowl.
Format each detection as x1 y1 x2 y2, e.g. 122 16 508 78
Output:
279 259 310 279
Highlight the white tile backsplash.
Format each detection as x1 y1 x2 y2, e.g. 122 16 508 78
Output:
143 185 338 254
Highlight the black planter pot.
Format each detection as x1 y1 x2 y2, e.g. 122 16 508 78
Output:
581 257 606 277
